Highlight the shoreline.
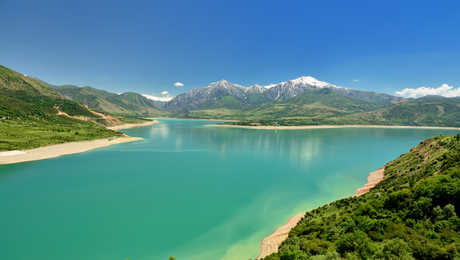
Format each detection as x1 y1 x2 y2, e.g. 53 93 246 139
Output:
0 136 142 165
154 117 238 122
206 124 460 130
107 120 157 130
0 120 158 165
256 167 386 259
355 168 385 196
257 212 305 259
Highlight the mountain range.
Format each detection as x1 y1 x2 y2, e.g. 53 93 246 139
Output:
163 77 406 114
157 76 459 127
2 64 460 131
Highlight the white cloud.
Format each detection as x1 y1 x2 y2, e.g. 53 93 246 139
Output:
395 84 460 98
352 79 359 82
174 82 184 87
161 91 169 95
142 94 173 102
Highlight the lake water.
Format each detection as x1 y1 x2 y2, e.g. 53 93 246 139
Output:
1 119 458 260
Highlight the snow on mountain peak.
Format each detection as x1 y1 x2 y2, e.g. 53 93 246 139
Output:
264 83 277 89
205 76 342 91
264 76 342 89
208 79 229 87
290 76 330 87
208 79 245 89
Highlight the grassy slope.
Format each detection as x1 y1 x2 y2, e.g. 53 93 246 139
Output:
183 89 380 121
264 135 460 260
335 96 460 127
0 117 121 151
0 65 122 151
51 85 168 117
238 90 382 126
193 93 460 127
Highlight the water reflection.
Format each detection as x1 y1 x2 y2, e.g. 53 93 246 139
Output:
149 121 169 139
147 120 322 167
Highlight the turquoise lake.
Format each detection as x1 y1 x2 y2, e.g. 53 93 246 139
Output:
1 119 459 260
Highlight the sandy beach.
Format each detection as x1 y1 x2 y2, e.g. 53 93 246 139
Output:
206 124 460 130
107 120 157 130
0 136 143 165
0 120 157 165
154 117 239 122
257 167 386 259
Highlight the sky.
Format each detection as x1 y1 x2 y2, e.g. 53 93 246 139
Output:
1 0 460 99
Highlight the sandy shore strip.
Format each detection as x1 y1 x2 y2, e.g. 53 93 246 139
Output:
355 167 385 196
107 120 157 130
257 212 305 259
257 167 386 259
0 136 142 165
0 120 156 165
156 117 239 122
206 124 460 130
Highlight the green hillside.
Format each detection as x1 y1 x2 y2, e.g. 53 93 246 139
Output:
338 96 460 127
264 135 460 260
183 89 380 121
0 65 122 151
51 85 167 117
199 92 460 127
243 89 380 121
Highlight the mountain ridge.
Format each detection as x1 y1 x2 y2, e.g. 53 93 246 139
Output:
163 76 406 114
0 65 125 151
50 84 167 117
3 64 459 128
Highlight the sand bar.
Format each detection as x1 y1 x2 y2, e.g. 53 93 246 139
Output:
107 120 157 130
206 124 460 130
0 136 142 165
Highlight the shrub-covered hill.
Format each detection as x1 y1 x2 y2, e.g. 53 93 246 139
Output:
264 135 460 260
50 85 167 117
0 65 123 151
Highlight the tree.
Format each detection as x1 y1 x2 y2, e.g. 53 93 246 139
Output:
442 204 456 219
380 238 414 260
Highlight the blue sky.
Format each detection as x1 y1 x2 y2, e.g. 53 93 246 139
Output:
1 0 460 98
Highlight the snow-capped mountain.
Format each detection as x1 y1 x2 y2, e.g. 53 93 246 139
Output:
164 76 405 113
261 76 344 101
264 76 340 89
164 80 249 113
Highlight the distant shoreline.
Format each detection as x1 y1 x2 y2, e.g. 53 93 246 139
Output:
154 117 238 122
107 120 157 130
206 124 460 130
0 120 157 165
257 167 386 259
